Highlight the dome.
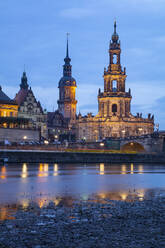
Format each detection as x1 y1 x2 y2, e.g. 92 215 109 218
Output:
112 32 119 43
111 21 119 43
59 76 76 87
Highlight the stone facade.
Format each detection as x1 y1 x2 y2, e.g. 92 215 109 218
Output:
76 22 154 141
47 110 68 141
15 72 47 138
0 128 39 142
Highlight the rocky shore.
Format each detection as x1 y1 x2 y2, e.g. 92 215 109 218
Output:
0 197 165 248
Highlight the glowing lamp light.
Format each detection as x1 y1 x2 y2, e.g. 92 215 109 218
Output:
23 136 27 140
100 143 104 147
44 140 49 145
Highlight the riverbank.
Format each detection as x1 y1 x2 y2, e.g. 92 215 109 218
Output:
0 197 165 248
0 149 165 163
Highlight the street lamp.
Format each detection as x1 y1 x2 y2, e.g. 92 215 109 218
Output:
23 136 27 140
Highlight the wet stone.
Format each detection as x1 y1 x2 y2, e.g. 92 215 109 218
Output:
0 197 165 247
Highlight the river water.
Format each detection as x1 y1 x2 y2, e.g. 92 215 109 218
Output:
0 163 165 219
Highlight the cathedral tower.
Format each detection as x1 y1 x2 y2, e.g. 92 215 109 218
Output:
98 21 131 118
58 36 77 122
77 21 154 141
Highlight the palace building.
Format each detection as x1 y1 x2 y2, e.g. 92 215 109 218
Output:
76 22 154 141
0 86 39 142
15 72 47 138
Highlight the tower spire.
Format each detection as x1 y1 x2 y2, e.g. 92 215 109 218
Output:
20 71 29 90
114 19 117 34
66 33 69 58
63 33 72 76
111 20 119 44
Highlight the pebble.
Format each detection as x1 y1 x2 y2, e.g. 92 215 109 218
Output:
0 197 165 247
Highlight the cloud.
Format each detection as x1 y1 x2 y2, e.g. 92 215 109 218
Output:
60 8 94 19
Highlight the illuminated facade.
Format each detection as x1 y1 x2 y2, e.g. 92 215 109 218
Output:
0 86 18 118
0 86 40 142
15 72 47 138
76 22 154 141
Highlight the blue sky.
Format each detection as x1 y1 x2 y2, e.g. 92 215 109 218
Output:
0 0 165 129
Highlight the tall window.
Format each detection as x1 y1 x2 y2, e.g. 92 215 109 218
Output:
112 80 117 92
113 54 117 64
101 103 104 115
112 104 117 114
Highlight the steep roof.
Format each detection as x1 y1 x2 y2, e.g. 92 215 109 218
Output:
15 88 28 105
0 86 17 105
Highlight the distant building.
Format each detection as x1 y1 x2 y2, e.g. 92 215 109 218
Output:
0 86 39 142
47 110 68 142
47 38 77 141
76 22 154 141
15 72 47 139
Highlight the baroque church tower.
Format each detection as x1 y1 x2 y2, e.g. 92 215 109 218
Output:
58 37 77 122
98 21 131 118
77 22 154 141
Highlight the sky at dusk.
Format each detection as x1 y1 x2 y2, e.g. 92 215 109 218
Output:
0 0 165 129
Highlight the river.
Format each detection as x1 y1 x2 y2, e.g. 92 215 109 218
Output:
0 163 165 219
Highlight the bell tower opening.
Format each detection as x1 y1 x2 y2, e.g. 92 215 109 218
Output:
113 54 117 64
112 104 117 115
112 80 117 92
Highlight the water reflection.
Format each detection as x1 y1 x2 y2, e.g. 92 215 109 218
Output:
96 189 146 202
99 163 105 175
0 162 165 220
131 163 134 174
121 164 126 174
0 166 6 179
21 163 28 178
0 187 164 221
54 163 58 176
138 165 143 174
38 163 49 177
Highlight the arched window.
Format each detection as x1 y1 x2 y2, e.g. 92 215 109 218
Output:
113 54 117 64
112 104 117 114
112 80 117 92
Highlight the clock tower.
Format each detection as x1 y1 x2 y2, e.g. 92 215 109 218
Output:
58 37 77 122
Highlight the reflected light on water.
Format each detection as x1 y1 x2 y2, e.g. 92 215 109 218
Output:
100 163 105 175
21 199 30 209
120 193 127 200
138 190 144 201
38 198 48 208
21 163 28 178
53 163 58 176
138 165 144 174
121 165 126 174
0 166 6 179
131 163 134 174
38 163 49 177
